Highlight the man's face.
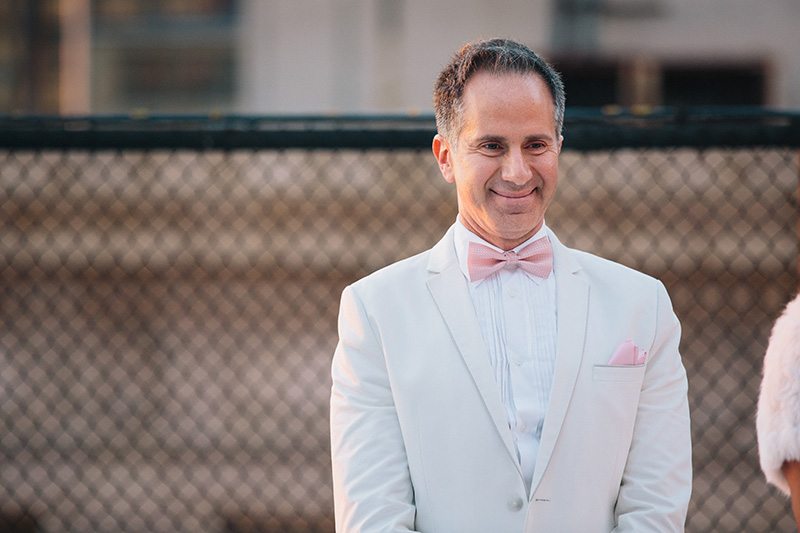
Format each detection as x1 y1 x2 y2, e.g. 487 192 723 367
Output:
433 70 562 250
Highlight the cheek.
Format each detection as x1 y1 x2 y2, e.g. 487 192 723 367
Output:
539 156 559 173
457 182 484 209
455 167 489 195
538 161 560 187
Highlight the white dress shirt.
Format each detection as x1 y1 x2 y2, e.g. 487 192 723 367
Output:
454 217 558 493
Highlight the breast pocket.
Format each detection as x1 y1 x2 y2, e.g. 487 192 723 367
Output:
588 364 647 480
589 364 646 417
592 364 646 383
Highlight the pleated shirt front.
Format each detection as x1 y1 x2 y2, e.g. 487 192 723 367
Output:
453 218 558 493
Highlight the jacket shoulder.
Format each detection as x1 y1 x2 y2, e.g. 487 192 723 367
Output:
349 248 432 295
568 246 661 292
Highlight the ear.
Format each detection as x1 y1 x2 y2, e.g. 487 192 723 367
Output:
556 134 564 154
432 134 456 184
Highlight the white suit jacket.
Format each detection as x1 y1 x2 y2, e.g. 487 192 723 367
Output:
330 226 691 532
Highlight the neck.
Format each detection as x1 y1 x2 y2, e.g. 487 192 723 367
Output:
460 218 544 251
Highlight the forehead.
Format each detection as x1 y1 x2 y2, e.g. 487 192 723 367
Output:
459 71 556 137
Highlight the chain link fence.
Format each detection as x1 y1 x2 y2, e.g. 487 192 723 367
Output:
1 111 799 532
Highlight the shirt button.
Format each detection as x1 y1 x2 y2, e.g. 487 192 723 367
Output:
508 497 524 511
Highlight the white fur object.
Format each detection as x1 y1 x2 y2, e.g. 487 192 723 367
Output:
757 292 800 495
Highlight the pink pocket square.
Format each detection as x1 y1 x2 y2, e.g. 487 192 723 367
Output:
608 339 648 366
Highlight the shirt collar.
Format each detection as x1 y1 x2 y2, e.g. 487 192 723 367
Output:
453 215 550 284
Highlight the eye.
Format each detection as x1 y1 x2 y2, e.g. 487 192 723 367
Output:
528 141 549 154
481 142 503 151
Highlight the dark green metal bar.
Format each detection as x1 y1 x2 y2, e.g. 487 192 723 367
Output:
1 108 799 150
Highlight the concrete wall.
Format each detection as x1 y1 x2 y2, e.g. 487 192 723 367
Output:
237 0 800 112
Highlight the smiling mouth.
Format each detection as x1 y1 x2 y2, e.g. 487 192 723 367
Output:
493 188 537 199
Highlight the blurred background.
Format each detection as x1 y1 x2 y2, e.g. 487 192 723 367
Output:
1 1 800 532
2 0 800 115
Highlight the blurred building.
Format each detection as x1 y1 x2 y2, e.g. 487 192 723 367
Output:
0 0 798 113
0 0 62 113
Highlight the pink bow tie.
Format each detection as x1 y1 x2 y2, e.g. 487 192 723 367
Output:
467 237 553 282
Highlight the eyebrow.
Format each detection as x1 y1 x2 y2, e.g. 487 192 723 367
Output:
473 133 556 144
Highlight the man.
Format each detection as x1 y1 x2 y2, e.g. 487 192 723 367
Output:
330 38 691 532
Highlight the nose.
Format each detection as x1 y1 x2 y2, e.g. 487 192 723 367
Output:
501 148 533 185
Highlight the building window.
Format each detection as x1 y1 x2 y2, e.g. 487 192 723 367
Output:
661 62 765 106
552 56 767 107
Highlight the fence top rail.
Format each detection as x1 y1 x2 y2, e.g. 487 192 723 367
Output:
1 107 799 150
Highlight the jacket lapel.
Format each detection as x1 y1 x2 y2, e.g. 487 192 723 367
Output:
426 227 520 471
530 229 590 495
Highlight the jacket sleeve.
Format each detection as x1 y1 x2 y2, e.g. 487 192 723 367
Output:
330 284 420 532
613 281 692 532
757 292 800 495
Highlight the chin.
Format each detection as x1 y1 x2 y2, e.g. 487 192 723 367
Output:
502 216 542 232
494 224 539 243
